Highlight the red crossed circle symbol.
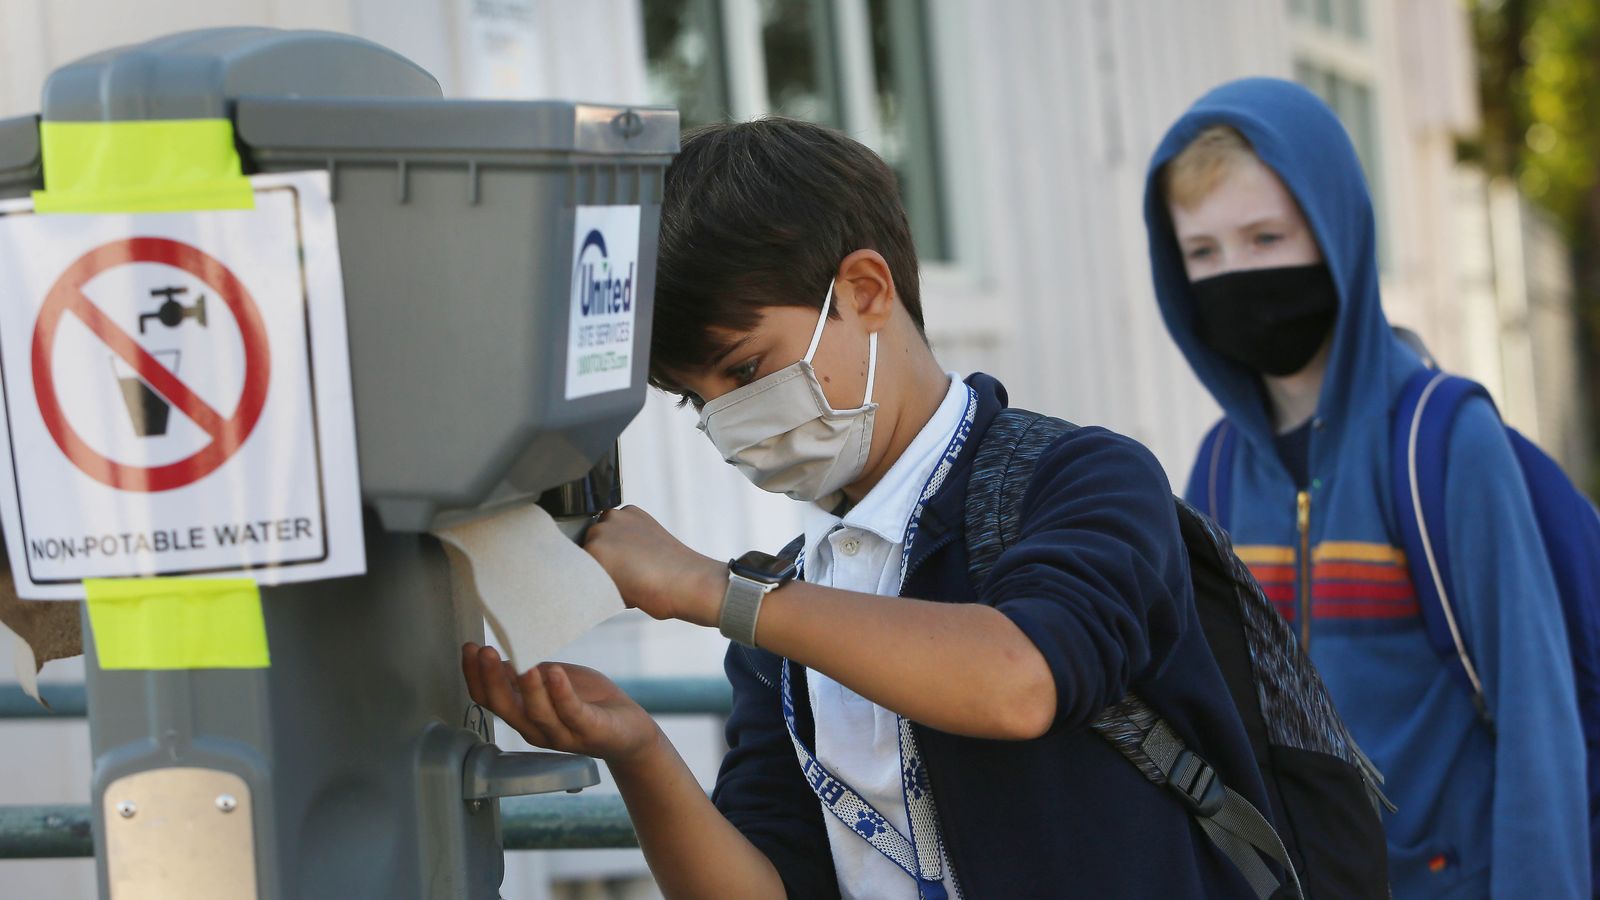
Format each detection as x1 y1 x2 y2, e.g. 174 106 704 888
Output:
31 237 271 492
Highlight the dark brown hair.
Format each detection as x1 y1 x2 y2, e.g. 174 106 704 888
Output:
648 117 924 393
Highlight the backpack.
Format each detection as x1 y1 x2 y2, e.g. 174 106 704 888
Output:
968 409 1391 900
1197 367 1600 895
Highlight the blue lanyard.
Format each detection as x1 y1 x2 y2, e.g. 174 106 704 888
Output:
781 384 977 899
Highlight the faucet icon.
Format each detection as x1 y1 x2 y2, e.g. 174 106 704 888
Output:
139 286 207 333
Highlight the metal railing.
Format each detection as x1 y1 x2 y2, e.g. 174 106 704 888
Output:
0 796 641 859
0 678 731 721
0 676 731 859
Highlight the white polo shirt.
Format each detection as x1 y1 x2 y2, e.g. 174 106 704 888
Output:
801 373 967 899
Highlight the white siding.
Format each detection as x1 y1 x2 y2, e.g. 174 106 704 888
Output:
920 0 1290 481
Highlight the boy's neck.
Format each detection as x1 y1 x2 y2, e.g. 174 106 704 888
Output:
841 352 952 503
1260 337 1332 434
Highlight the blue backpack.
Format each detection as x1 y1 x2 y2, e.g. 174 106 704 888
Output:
1197 367 1600 890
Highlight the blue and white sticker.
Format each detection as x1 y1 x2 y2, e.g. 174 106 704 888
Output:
565 205 641 400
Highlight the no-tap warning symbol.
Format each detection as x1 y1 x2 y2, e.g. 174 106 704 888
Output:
0 172 364 598
31 237 272 492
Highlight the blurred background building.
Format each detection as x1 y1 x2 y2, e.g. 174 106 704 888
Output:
0 0 1590 897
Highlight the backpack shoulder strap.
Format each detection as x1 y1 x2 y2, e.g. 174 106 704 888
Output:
1390 368 1495 728
962 409 1301 899
1193 418 1239 528
964 408 1074 588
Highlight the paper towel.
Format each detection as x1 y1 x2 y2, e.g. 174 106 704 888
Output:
10 629 40 705
434 502 625 671
0 561 81 706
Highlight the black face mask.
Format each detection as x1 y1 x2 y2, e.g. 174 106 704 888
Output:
1189 263 1339 376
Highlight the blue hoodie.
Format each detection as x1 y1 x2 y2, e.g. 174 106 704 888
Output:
1144 78 1588 899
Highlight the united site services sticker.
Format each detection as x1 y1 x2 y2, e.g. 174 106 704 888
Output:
565 204 641 400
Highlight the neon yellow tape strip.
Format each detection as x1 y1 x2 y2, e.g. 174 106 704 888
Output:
84 577 270 670
32 119 255 214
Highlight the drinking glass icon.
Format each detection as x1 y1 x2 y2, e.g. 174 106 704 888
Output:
109 351 180 438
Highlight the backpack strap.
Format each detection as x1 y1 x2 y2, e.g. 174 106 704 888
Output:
1140 716 1302 899
1195 418 1239 528
1390 369 1495 730
964 410 1080 587
966 409 1301 900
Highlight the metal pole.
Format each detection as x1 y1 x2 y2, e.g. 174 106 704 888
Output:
0 678 732 720
0 796 643 859
0 675 732 717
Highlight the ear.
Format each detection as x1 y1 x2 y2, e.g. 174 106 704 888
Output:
835 250 895 333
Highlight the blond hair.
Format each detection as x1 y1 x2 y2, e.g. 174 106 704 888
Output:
1160 125 1258 210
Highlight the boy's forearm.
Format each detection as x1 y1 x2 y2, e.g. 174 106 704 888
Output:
597 516 1058 738
752 582 1057 740
608 727 787 900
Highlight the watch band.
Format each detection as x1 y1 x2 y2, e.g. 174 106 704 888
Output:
719 573 772 647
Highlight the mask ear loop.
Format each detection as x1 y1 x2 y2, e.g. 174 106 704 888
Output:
803 280 835 363
805 278 878 407
863 331 877 405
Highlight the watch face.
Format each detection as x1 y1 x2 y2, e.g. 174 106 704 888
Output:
731 550 798 584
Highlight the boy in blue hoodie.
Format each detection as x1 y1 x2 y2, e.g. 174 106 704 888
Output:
462 118 1275 898
1145 77 1589 897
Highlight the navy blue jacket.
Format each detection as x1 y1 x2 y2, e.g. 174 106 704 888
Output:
710 373 1270 898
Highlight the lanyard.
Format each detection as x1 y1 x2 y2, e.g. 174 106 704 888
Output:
782 384 977 899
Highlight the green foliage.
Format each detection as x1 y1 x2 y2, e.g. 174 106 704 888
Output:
1472 0 1600 495
1472 0 1600 236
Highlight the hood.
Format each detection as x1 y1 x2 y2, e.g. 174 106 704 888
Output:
1143 77 1422 459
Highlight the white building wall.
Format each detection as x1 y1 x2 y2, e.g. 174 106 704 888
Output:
1518 197 1590 481
925 0 1290 478
1381 0 1482 374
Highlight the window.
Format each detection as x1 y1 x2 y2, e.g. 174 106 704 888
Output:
643 0 732 129
759 0 842 126
1289 0 1365 40
1289 0 1386 268
641 0 951 261
1294 63 1379 186
865 0 947 261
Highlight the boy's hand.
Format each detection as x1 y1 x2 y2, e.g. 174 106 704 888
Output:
583 505 725 627
462 643 662 766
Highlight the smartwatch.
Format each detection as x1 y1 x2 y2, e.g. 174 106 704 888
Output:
719 550 799 647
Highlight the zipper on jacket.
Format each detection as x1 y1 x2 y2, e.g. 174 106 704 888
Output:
917 730 965 900
740 645 776 690
1296 490 1312 650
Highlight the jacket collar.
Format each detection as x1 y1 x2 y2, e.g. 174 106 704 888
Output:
901 372 1007 574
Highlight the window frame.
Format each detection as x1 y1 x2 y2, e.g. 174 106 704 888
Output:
716 0 972 272
1288 0 1391 270
641 0 992 335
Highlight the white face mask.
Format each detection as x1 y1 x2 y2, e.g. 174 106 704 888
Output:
697 280 879 502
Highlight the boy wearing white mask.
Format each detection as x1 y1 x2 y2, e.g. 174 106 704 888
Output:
463 118 1270 898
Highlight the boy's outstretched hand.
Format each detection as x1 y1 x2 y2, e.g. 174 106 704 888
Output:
461 642 661 765
583 505 725 627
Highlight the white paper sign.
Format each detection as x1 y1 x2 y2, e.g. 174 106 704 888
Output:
0 171 365 598
565 204 642 399
457 0 542 99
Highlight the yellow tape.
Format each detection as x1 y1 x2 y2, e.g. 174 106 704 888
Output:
84 577 270 670
32 119 255 214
